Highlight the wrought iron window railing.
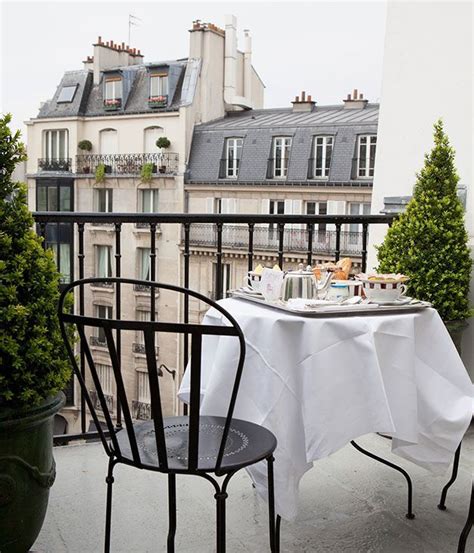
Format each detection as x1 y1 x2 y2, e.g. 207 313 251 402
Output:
38 158 72 172
132 400 152 420
32 212 395 445
351 157 376 179
75 153 179 176
218 158 240 179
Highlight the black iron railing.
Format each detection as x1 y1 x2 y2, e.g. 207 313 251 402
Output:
32 212 395 444
75 153 179 176
38 158 72 172
218 158 240 179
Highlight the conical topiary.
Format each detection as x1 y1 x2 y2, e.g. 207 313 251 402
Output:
377 119 472 321
0 113 71 407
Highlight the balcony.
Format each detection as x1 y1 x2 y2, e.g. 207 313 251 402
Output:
75 152 179 176
132 342 159 356
37 157 72 172
34 429 473 552
189 223 367 257
131 399 152 420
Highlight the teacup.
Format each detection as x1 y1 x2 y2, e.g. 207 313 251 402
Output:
246 271 263 292
361 279 408 302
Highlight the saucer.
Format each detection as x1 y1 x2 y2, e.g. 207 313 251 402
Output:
370 296 413 306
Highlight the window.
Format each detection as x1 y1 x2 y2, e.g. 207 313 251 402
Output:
212 263 231 300
137 370 151 403
57 85 77 103
139 189 159 213
313 136 333 178
138 248 151 280
95 189 113 213
96 246 112 278
357 135 377 178
272 137 292 178
143 127 163 154
225 138 243 178
268 199 285 238
95 305 112 344
349 202 371 244
43 130 69 160
306 201 327 236
150 74 168 98
104 78 122 101
96 364 113 397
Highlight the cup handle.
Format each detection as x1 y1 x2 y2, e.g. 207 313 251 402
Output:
399 284 407 296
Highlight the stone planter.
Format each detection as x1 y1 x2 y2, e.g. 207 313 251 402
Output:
445 320 469 356
0 393 65 553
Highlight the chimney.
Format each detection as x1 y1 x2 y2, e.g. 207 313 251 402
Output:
243 29 252 101
91 38 144 84
343 88 368 109
224 15 238 106
292 90 316 112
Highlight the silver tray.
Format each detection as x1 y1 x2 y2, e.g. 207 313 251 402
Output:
230 290 432 318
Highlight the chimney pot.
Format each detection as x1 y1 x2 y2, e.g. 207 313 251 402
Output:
301 91 306 101
295 96 300 102
360 93 364 99
353 88 358 99
307 95 312 102
98 36 102 44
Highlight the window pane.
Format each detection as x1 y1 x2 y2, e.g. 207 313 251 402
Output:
47 187 58 211
59 243 71 283
37 186 47 210
306 202 316 215
57 85 77 103
51 131 58 159
140 248 151 280
59 186 71 211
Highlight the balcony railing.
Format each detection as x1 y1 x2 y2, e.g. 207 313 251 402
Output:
132 400 152 420
132 342 159 355
307 158 330 180
266 158 289 179
32 212 395 444
75 153 179 176
189 224 366 256
219 158 240 179
38 158 72 172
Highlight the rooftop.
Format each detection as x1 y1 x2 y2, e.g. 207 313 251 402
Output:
34 430 473 552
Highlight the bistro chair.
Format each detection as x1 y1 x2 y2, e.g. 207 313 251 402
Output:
58 278 279 553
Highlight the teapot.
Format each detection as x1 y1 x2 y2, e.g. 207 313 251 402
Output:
281 264 333 301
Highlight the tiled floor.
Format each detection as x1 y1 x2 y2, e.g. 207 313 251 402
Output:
35 429 473 552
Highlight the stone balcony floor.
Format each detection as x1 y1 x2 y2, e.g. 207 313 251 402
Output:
34 428 473 552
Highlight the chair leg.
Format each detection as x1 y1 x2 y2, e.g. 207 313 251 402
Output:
215 489 228 553
351 440 415 519
267 456 279 553
438 444 461 510
167 474 177 553
104 457 116 553
458 484 474 553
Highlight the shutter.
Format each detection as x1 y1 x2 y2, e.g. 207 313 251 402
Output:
228 198 237 214
292 199 303 230
284 199 293 214
206 198 215 213
327 200 346 231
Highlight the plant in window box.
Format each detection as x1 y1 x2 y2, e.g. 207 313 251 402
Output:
0 114 74 552
77 140 92 173
103 98 121 110
95 163 106 183
140 162 156 183
377 120 472 352
148 95 168 108
156 136 171 173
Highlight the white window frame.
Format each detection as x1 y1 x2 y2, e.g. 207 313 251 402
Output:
150 74 168 98
95 245 112 278
104 78 122 101
43 129 69 160
94 304 112 343
225 138 243 178
273 137 292 178
139 189 159 213
137 369 151 403
97 363 113 396
313 136 333 178
95 189 113 213
357 135 377 178
138 248 152 281
306 201 328 235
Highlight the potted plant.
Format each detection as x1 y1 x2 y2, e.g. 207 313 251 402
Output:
140 162 156 183
156 136 171 173
377 120 472 351
77 140 92 173
95 163 106 183
0 114 72 552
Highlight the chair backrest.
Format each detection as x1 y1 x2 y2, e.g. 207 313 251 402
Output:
58 277 246 474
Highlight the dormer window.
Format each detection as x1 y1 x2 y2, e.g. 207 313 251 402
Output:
104 77 122 110
57 85 78 103
267 137 291 179
149 74 168 108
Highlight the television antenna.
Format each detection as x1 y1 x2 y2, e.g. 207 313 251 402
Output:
128 14 142 46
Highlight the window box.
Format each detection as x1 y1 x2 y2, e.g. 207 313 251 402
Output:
103 98 122 111
148 95 168 108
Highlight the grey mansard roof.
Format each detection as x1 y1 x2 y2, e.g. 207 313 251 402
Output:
36 59 195 119
186 104 379 186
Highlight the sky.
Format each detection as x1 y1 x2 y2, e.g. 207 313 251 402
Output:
0 0 387 135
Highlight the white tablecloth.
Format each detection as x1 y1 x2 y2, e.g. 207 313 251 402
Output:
178 298 473 520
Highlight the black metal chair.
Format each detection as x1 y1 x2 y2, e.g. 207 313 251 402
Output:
58 278 279 553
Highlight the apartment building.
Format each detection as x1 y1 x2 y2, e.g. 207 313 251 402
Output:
26 16 264 433
185 90 378 300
